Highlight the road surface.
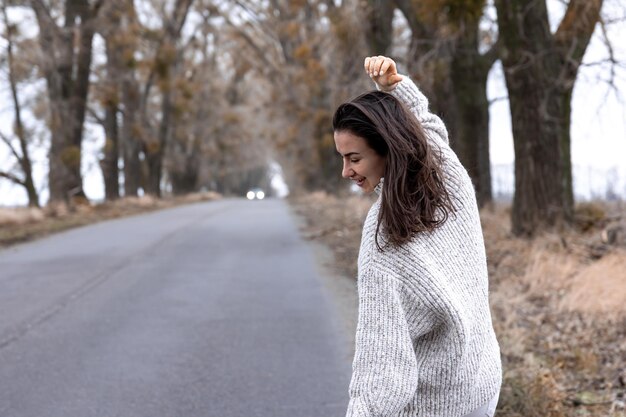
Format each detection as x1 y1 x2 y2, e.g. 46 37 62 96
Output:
0 198 352 417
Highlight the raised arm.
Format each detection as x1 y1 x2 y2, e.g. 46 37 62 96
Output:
364 56 449 146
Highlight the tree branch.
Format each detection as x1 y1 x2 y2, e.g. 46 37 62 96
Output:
393 0 432 40
488 95 509 105
214 9 283 80
596 14 618 88
29 0 61 39
0 130 22 161
87 106 105 125
0 171 25 186
554 0 603 64
229 0 282 51
140 0 194 113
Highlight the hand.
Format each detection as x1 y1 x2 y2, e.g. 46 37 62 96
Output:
364 56 403 92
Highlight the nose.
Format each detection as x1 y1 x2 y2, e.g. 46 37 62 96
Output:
342 160 352 179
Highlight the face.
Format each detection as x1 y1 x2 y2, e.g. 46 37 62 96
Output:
334 130 386 194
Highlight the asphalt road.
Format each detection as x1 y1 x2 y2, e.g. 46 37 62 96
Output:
0 198 352 417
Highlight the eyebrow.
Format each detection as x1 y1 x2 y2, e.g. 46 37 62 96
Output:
340 152 361 157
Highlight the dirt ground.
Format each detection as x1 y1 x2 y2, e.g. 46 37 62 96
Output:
289 192 626 417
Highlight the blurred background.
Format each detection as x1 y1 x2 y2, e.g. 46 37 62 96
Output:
0 0 625 231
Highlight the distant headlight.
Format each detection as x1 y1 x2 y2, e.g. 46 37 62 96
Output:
246 191 255 200
256 191 265 200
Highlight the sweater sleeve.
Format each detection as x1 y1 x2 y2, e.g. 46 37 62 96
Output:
346 269 423 417
387 77 449 147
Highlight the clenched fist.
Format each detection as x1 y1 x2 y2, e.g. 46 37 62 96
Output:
364 56 403 92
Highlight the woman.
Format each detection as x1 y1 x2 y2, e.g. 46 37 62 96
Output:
332 56 502 417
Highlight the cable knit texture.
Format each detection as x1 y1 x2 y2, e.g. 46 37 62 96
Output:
346 77 502 417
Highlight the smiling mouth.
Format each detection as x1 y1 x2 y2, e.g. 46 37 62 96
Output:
353 178 365 187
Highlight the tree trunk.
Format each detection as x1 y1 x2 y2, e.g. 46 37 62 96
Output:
36 12 76 204
98 5 123 201
145 88 169 197
495 0 602 235
121 83 142 197
450 57 492 206
67 1 96 201
171 164 198 195
559 87 574 211
449 21 496 207
101 103 120 201
497 0 567 235
144 0 193 197
115 0 142 197
32 0 101 204
506 68 566 235
364 0 394 55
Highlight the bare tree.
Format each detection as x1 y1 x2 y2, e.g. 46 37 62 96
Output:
495 0 603 235
167 6 217 195
30 0 103 204
144 0 194 197
0 0 39 206
90 0 125 201
211 0 372 194
91 0 195 199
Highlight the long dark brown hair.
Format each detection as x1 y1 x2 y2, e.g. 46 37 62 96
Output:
332 90 455 250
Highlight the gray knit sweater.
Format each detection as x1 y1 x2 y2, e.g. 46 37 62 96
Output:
346 77 502 417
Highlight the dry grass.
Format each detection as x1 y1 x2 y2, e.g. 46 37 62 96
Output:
0 192 221 248
290 194 626 417
0 206 46 226
291 191 376 278
560 252 626 316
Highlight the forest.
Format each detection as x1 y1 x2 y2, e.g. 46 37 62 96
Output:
0 0 624 236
